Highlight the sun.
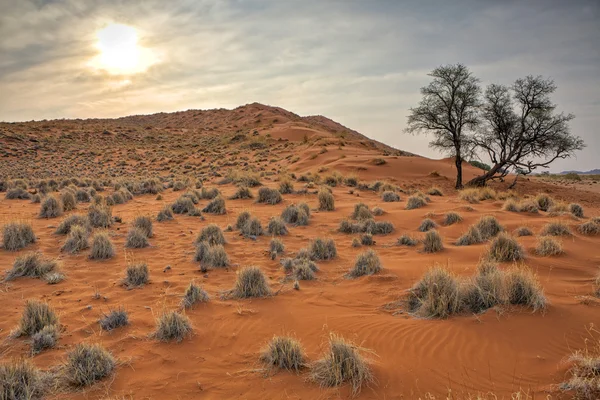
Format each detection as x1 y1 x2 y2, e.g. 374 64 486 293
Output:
92 23 156 75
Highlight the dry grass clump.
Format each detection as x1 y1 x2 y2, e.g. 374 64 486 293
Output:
260 336 306 372
89 231 115 260
66 343 115 387
196 224 226 246
518 200 539 214
132 216 153 238
570 203 584 218
459 187 497 203
578 221 600 236
293 259 318 280
267 217 288 236
465 262 505 312
61 191 78 211
540 222 571 236
257 187 282 205
502 199 519 212
241 217 263 237
444 212 462 226
39 195 63 218
195 243 230 268
0 359 44 399
548 202 569 215
536 236 563 256
406 195 427 210
5 251 58 281
203 195 227 214
535 193 554 211
123 262 149 288
17 299 59 337
199 187 220 200
504 268 546 311
475 215 504 240
347 249 381 278
514 227 533 237
157 205 174 221
487 233 524 262
278 179 295 194
2 221 36 251
270 238 285 259
309 237 337 260
338 219 394 235
45 272 65 285
563 340 600 399
360 233 375 246
423 230 444 253
225 266 272 299
428 187 443 196
309 333 373 396
281 203 310 226
88 204 112 228
5 187 31 200
61 225 89 253
99 308 129 331
372 206 384 216
408 267 461 318
381 191 400 202
318 188 335 211
397 234 419 246
153 311 192 342
418 218 437 232
230 186 253 199
352 203 373 220
182 282 209 308
125 227 149 248
55 214 90 234
31 324 59 355
171 196 196 215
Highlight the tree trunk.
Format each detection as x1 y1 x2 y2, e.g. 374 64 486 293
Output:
455 156 463 189
466 163 505 187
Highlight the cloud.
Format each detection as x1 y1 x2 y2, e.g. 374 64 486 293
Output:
0 0 598 171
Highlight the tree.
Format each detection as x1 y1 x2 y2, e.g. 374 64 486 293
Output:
467 76 585 187
406 64 481 189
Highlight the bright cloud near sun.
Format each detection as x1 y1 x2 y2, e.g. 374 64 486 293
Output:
91 23 158 75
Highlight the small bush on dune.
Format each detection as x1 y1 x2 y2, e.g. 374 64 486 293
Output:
88 204 112 228
278 179 294 194
427 187 443 196
309 333 373 396
535 193 554 211
157 205 174 221
2 222 36 251
195 224 226 246
397 234 418 246
352 203 373 220
61 225 89 253
89 231 115 260
504 268 546 311
171 196 196 214
281 203 310 226
132 216 153 238
200 187 220 200
407 267 460 318
502 199 519 212
193 241 209 263
548 202 569 215
39 196 63 218
475 216 504 240
347 249 381 278
123 262 149 288
365 220 394 235
444 212 462 226
55 214 90 234
226 266 271 299
570 203 584 218
182 282 209 308
270 238 285 257
5 251 57 281
267 217 288 236
76 189 91 203
293 259 317 280
203 195 227 214
99 308 129 331
236 210 252 230
66 343 115 387
203 244 230 268
17 299 59 337
257 187 282 205
418 218 437 232
423 230 444 253
456 225 483 246
381 191 400 202
230 186 253 199
578 221 600 235
61 190 77 211
564 342 600 399
372 206 384 216
406 195 427 210
125 227 149 248
487 233 524 262
360 233 374 246
5 187 31 200
260 336 306 372
241 217 263 237
309 238 337 260
536 236 563 256
318 188 335 211
541 222 571 236
31 323 59 355
514 226 533 237
0 359 44 399
518 200 539 214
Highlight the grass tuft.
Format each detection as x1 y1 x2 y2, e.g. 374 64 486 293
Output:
66 343 115 386
260 336 306 373
153 311 192 342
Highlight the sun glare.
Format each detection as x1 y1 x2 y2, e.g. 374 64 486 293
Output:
92 23 156 75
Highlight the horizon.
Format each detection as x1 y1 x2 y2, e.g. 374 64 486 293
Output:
1 0 598 172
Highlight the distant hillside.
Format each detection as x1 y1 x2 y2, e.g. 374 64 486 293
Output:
560 169 600 175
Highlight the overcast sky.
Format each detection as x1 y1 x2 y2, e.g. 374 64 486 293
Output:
1 0 598 172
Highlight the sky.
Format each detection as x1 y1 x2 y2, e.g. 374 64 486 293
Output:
1 0 599 172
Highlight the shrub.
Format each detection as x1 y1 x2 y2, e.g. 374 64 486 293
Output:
318 188 335 211
397 234 418 246
5 187 31 200
55 214 90 234
230 186 253 199
257 187 282 205
281 203 310 226
88 205 112 228
1 222 36 251
309 238 337 260
407 267 460 318
31 323 59 354
61 225 89 253
5 251 57 281
540 222 571 236
61 190 77 211
182 282 209 308
406 195 426 210
309 333 373 396
423 230 444 253
241 217 263 237
45 272 65 284
270 238 285 256
456 225 483 246
66 343 115 386
487 233 524 262
564 343 600 399
278 179 294 194
267 217 288 236
578 221 600 235
514 227 533 237
0 360 44 399
226 266 271 299
171 196 196 214
352 203 372 220
124 263 149 288
203 195 227 214
132 216 153 238
381 191 400 202
464 263 506 312
236 211 252 230
372 207 384 216
569 203 584 218
475 216 504 240
518 201 539 214
201 244 230 268
536 236 563 256
366 220 394 235
39 196 63 218
347 249 381 278
125 227 149 248
360 233 374 246
76 189 91 203
504 268 546 311
99 308 129 331
200 187 220 200
157 205 174 221
428 187 443 196
260 336 306 372
418 218 437 232
89 231 115 260
17 299 59 337
153 311 192 342
534 193 554 211
502 199 519 212
548 202 569 215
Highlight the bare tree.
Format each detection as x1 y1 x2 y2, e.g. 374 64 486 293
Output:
406 64 480 189
467 76 585 187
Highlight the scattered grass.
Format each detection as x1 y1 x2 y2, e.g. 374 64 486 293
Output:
240 217 263 237
504 268 546 311
309 237 337 260
132 216 153 238
5 251 57 281
578 221 600 235
514 227 533 237
182 282 209 308
31 324 59 354
352 203 373 220
230 186 253 199
61 225 89 253
570 203 584 218
381 191 400 202
444 212 462 226
55 214 90 234
475 216 504 240
540 222 571 236
88 204 112 228
397 234 419 246
427 187 443 196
